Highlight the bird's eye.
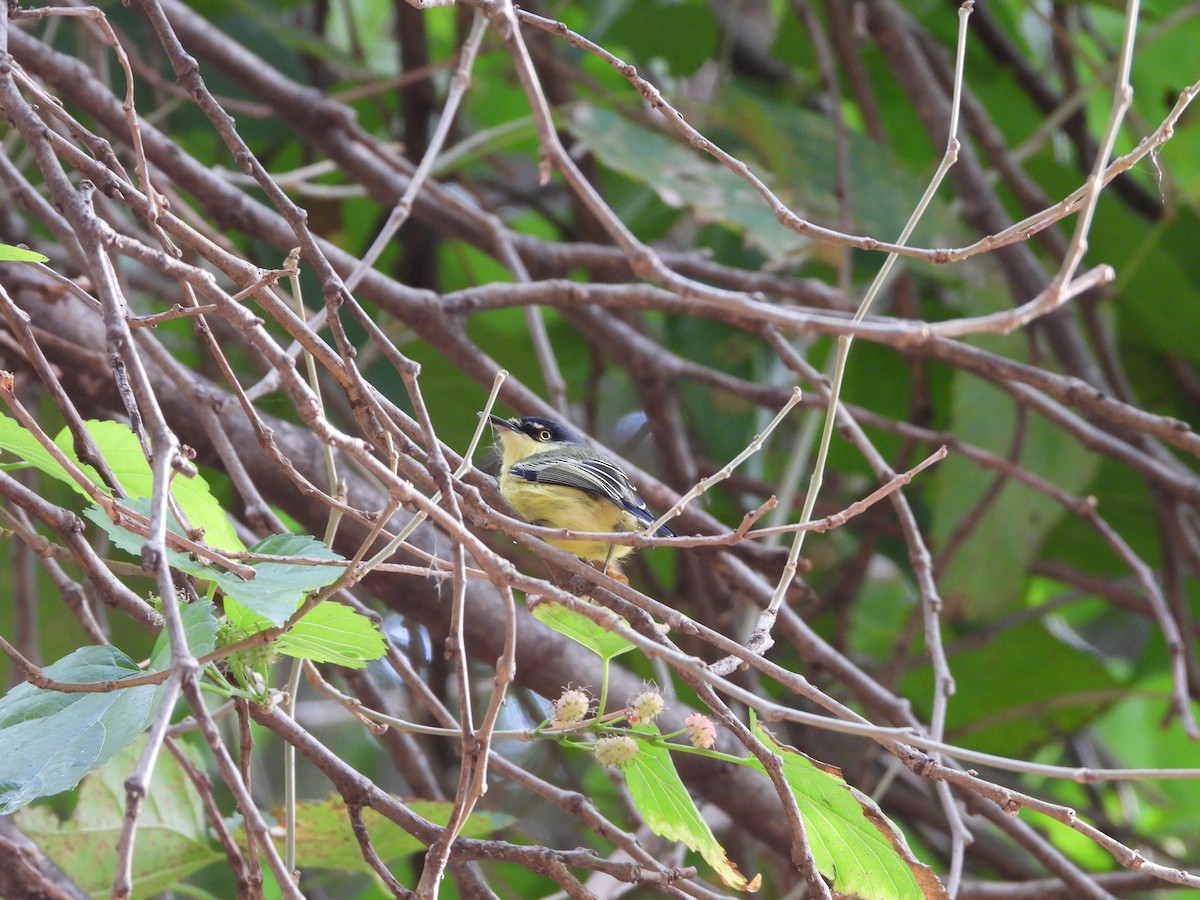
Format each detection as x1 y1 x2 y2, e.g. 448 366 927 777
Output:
538 429 552 441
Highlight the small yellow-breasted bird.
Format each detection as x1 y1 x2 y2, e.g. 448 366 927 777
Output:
487 414 675 567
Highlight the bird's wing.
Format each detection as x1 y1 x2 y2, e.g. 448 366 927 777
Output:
510 452 675 536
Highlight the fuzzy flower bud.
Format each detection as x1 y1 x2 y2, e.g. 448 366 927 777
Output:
594 735 639 768
627 690 665 725
550 688 591 729
685 712 717 749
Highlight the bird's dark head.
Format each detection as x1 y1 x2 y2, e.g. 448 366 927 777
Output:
487 414 585 447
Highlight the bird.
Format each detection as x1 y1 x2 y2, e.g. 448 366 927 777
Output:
487 413 675 569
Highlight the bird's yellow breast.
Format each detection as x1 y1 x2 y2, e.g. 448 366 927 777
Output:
497 470 640 562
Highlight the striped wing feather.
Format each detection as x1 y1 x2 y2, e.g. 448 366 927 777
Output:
509 452 674 536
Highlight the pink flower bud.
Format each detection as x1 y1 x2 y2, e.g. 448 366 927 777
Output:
685 712 716 749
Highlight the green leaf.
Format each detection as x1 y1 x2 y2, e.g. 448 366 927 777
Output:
530 600 635 661
750 719 946 900
14 737 221 898
0 646 164 815
0 412 105 493
568 103 811 268
226 598 385 668
149 600 220 671
1105 210 1200 364
603 2 718 76
1094 687 1200 833
901 619 1118 759
85 517 347 628
931 371 1099 618
235 796 513 873
83 498 234 608
706 88 960 246
0 243 48 262
623 725 760 892
218 533 347 626
83 499 201 568
0 414 242 552
58 419 243 552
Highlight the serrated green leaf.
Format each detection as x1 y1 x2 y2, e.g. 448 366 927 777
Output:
14 737 221 898
0 412 105 492
226 598 384 668
0 647 164 815
57 419 243 552
82 497 223 600
530 600 635 661
86 516 347 628
750 718 946 900
83 498 197 567
0 414 242 553
0 243 48 262
623 725 760 891
217 534 346 626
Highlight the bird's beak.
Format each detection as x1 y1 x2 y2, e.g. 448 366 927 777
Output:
486 413 517 431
